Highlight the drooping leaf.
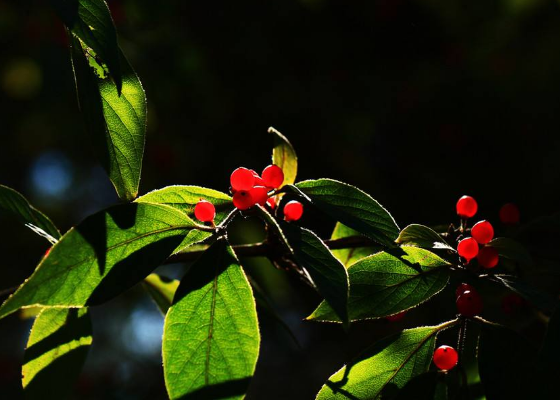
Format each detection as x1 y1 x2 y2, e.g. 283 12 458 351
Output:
487 237 533 267
309 247 450 322
143 273 179 315
316 321 458 399
255 204 293 254
70 35 146 202
478 321 536 400
396 224 454 251
291 179 399 247
331 222 380 267
488 275 557 314
0 203 201 320
50 0 122 91
282 223 349 325
0 184 61 241
23 308 92 400
163 238 260 400
269 126 297 187
137 186 233 251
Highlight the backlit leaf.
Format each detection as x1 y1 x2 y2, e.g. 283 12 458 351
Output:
269 126 297 187
396 224 454 251
331 222 380 267
143 273 179 315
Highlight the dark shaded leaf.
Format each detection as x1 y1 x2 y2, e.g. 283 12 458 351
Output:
488 275 556 314
23 308 92 400
488 237 533 266
292 179 399 247
163 239 260 400
309 247 450 322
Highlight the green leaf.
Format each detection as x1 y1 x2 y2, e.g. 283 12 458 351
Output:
488 275 557 313
0 184 61 241
23 308 92 400
396 224 454 251
70 35 146 202
478 321 536 400
163 238 260 400
143 273 179 315
487 237 533 266
137 186 233 251
255 204 293 254
316 321 458 399
331 222 381 267
292 179 399 247
269 126 297 187
0 203 201 320
50 0 122 91
282 223 349 325
309 247 450 322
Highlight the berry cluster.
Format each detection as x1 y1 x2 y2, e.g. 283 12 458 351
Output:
455 196 500 268
192 164 305 224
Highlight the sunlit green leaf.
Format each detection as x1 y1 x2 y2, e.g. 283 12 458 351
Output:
317 321 458 399
0 184 61 241
70 35 146 202
163 238 260 400
0 203 201 320
143 273 179 315
137 186 233 251
23 308 92 400
50 0 122 91
282 223 349 325
292 179 399 247
331 222 380 267
309 247 450 322
396 224 454 251
269 126 297 187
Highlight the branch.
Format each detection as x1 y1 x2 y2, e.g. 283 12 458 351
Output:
166 235 377 263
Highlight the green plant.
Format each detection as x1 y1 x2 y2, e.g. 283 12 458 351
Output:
1 1 559 399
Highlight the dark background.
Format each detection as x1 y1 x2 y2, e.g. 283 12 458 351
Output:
1 0 559 398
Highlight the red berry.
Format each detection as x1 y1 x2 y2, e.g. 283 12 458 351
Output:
456 290 483 317
433 345 459 371
457 237 479 261
194 200 216 223
499 203 520 225
262 164 284 189
283 200 304 221
250 169 266 186
266 197 276 209
455 283 476 298
232 190 255 210
471 220 494 244
230 167 255 192
456 195 478 218
250 186 269 206
386 311 406 322
477 246 499 269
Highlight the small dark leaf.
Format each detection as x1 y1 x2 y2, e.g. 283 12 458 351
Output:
292 179 399 247
23 308 92 400
163 238 260 400
309 247 450 322
396 224 454 251
282 223 349 325
0 184 61 241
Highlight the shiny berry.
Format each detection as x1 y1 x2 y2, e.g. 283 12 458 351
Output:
250 186 269 206
456 290 483 317
266 197 276 209
456 195 478 218
283 200 304 221
250 169 266 186
455 283 476 298
232 190 255 210
471 220 494 244
230 167 255 192
457 237 479 261
386 311 406 322
194 200 216 222
262 164 284 189
477 246 499 269
433 345 459 371
499 203 520 225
